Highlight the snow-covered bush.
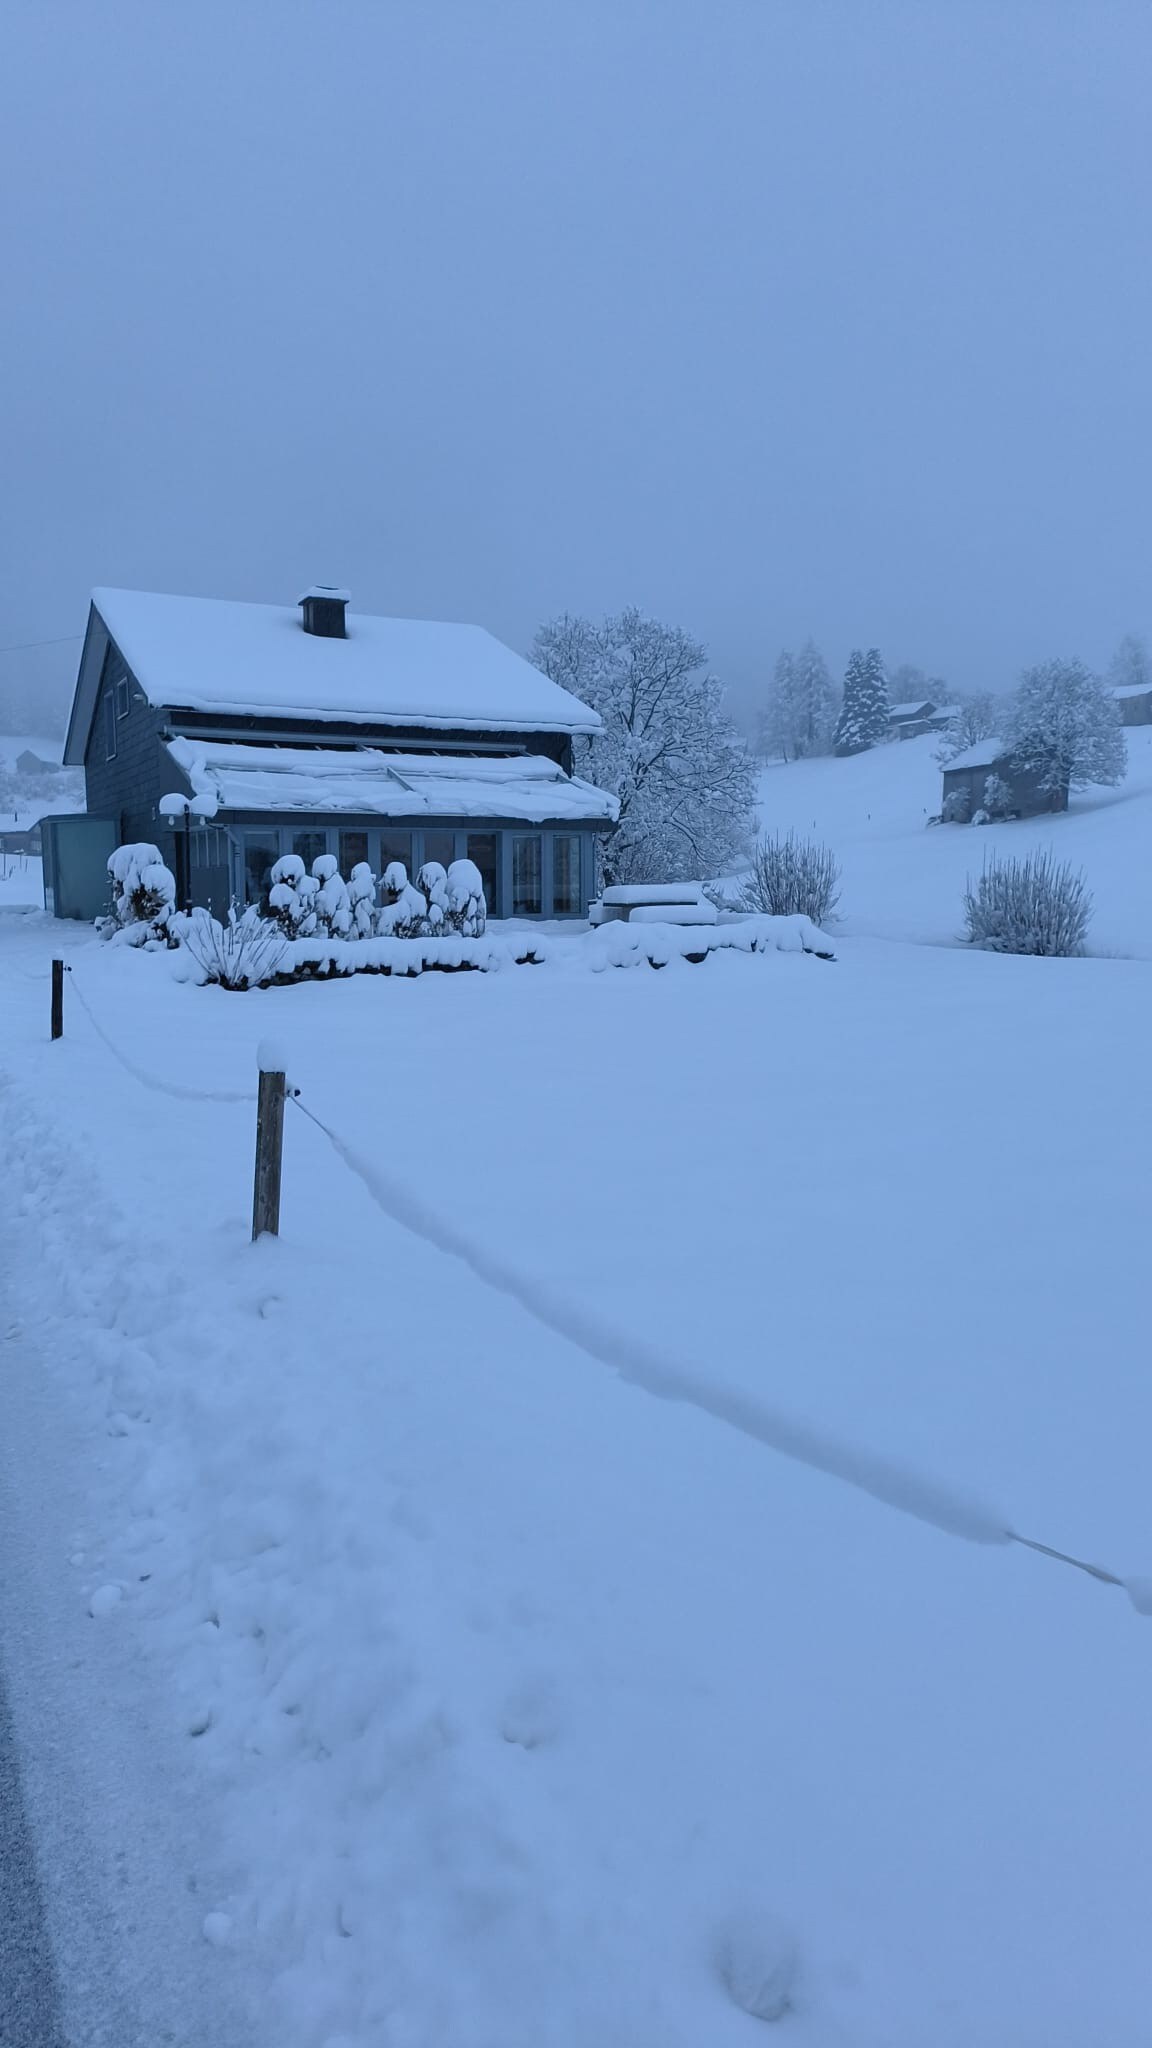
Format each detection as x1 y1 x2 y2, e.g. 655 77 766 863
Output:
172 906 288 989
101 843 177 942
376 862 427 938
445 857 486 936
736 832 840 922
416 861 449 933
963 850 1091 956
942 787 971 824
348 861 376 939
312 855 351 938
982 773 1014 820
268 854 315 938
970 807 990 826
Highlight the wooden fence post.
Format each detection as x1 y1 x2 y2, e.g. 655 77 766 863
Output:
51 959 64 1041
252 1070 286 1239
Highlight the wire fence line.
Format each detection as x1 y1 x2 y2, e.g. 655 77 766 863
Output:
52 965 1146 1614
66 969 258 1105
287 1095 1143 1611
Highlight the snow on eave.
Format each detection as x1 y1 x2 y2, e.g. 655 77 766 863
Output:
1111 683 1152 700
888 700 936 719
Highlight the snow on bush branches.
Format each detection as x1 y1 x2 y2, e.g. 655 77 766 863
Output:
963 850 1092 957
736 832 840 923
99 844 177 945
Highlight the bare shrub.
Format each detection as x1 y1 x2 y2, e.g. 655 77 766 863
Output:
172 907 288 989
737 832 840 923
963 850 1091 956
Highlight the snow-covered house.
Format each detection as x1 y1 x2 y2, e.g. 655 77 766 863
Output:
887 700 956 740
63 588 617 919
939 738 1067 821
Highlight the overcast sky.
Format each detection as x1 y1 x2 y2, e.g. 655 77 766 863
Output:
2 0 1149 730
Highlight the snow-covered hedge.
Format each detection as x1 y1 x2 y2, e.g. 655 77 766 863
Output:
963 851 1092 957
170 912 834 988
99 843 177 946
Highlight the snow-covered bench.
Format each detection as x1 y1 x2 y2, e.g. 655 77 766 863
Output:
588 883 718 928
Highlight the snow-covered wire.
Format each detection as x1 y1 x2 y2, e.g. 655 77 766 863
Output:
66 971 257 1105
289 1090 1144 1607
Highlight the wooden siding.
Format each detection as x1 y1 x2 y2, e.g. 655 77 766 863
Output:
82 640 177 867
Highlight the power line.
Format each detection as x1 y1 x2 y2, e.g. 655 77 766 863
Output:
0 635 84 660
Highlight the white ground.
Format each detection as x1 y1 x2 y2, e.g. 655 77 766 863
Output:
1 748 1151 2045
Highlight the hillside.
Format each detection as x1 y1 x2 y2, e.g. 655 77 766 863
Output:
756 728 1152 957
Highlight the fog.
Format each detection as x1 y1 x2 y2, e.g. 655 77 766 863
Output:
2 0 1149 736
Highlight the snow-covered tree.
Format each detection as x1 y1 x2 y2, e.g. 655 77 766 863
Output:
791 639 837 756
311 854 351 937
758 641 836 762
376 862 427 937
531 608 757 885
1107 632 1150 694
833 648 888 755
936 691 1000 765
1005 657 1126 796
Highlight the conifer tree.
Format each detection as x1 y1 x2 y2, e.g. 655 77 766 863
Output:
833 647 888 755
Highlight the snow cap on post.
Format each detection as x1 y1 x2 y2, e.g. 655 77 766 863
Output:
257 1039 291 1078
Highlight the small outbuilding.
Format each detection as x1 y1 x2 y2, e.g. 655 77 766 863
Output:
1111 683 1152 727
939 738 1068 823
887 700 956 740
15 748 53 776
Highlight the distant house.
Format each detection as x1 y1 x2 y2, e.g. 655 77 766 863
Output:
63 587 617 919
15 748 53 776
887 700 956 741
1111 683 1152 727
939 738 1068 822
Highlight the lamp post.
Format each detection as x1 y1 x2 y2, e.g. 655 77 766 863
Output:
160 792 216 912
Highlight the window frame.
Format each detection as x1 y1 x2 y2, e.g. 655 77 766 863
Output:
104 691 117 761
115 674 131 719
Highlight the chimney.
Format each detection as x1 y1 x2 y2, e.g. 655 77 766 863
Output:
298 585 350 638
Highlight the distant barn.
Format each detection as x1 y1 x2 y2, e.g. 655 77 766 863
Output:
940 738 1068 822
1111 683 1152 727
15 748 53 776
887 700 956 740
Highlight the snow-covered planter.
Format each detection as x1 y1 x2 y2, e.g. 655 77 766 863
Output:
171 907 289 989
963 851 1092 957
736 832 840 923
100 843 177 945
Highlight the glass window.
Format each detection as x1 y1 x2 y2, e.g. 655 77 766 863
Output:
512 834 542 916
379 829 413 881
552 835 582 915
243 834 280 907
115 674 130 718
292 829 329 872
466 833 498 917
104 693 117 760
422 829 456 871
340 830 369 874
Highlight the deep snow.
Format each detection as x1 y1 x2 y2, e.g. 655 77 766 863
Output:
2 912 1151 2045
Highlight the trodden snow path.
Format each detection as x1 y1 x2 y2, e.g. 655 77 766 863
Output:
2 911 1152 2044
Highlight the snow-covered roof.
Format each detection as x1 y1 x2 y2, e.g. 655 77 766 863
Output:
888 700 936 720
165 739 619 826
1111 683 1152 700
79 588 602 739
942 736 1006 771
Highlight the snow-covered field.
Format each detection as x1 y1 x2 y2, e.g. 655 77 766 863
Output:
0 730 81 909
2 901 1150 2047
756 725 1152 956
